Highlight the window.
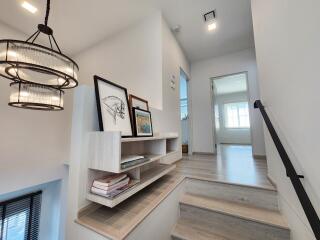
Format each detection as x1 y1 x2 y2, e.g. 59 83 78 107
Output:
0 191 42 240
224 102 250 128
180 74 188 120
180 98 188 120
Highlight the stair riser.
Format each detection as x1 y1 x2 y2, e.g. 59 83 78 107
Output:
185 179 279 211
172 217 231 240
180 204 290 240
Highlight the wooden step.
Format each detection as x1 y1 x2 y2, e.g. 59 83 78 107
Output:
181 194 288 229
179 194 290 240
185 178 279 211
172 218 230 240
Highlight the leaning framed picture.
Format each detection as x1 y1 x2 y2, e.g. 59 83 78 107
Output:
129 94 149 111
132 108 153 137
94 75 133 137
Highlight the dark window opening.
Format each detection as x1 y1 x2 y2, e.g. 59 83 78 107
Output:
0 191 42 240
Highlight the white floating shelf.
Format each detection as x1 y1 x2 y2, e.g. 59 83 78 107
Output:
119 154 163 172
88 131 181 173
87 164 176 208
86 131 180 208
121 133 179 143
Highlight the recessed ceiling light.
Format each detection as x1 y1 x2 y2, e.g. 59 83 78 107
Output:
21 1 38 14
208 22 217 31
204 10 217 32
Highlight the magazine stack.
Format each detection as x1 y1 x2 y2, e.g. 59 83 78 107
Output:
91 173 138 199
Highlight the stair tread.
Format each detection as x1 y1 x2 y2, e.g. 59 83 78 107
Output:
181 193 289 230
179 172 277 191
172 218 231 240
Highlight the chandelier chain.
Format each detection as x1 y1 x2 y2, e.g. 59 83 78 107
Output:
44 0 51 26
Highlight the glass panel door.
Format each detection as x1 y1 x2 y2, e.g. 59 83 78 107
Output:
180 70 189 154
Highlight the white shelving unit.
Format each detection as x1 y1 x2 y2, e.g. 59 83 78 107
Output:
87 164 175 208
87 131 180 208
68 86 182 211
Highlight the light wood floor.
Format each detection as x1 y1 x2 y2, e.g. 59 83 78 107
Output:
175 144 273 189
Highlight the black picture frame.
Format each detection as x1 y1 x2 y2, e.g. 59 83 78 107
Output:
132 107 153 137
129 94 149 111
94 75 133 138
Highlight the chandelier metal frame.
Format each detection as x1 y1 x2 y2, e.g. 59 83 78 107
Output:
0 0 79 111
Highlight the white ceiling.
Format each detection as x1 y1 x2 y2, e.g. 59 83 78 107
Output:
212 73 248 95
159 0 254 62
0 0 254 62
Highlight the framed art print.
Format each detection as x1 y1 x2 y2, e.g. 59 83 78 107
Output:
132 108 153 137
129 94 149 111
94 75 133 137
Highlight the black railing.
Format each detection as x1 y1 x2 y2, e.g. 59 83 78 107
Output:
254 100 320 239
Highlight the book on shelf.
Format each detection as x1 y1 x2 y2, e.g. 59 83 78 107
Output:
91 179 139 199
121 155 145 164
120 157 150 169
92 177 130 192
93 173 127 187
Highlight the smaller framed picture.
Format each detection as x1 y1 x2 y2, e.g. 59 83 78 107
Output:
132 108 153 137
129 94 149 111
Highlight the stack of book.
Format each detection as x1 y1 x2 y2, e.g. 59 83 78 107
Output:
121 155 150 170
91 173 137 199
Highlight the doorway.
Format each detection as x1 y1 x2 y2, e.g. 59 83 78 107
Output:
180 69 190 154
211 72 252 154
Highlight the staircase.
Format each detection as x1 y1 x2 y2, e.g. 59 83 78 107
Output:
171 179 290 240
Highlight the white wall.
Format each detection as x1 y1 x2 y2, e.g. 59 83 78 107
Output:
74 11 190 148
151 17 190 136
190 49 265 155
66 13 190 240
215 91 251 145
74 11 190 133
74 12 163 110
0 21 71 194
251 0 320 239
0 21 70 239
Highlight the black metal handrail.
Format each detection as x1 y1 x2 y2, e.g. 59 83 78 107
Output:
254 100 320 239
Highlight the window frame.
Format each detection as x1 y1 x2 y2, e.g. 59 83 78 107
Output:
0 191 42 240
223 101 250 129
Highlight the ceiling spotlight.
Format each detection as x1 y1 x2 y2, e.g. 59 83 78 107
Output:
204 10 217 32
21 1 38 14
208 22 217 31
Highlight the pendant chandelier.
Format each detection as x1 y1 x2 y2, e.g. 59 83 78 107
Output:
0 0 79 111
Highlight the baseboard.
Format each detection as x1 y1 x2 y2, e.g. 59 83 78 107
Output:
219 143 251 146
192 152 215 156
253 154 267 160
267 175 277 188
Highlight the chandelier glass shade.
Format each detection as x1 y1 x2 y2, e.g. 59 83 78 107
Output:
0 39 79 89
9 82 64 111
0 0 78 111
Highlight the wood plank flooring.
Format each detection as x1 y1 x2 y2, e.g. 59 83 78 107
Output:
175 144 273 189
